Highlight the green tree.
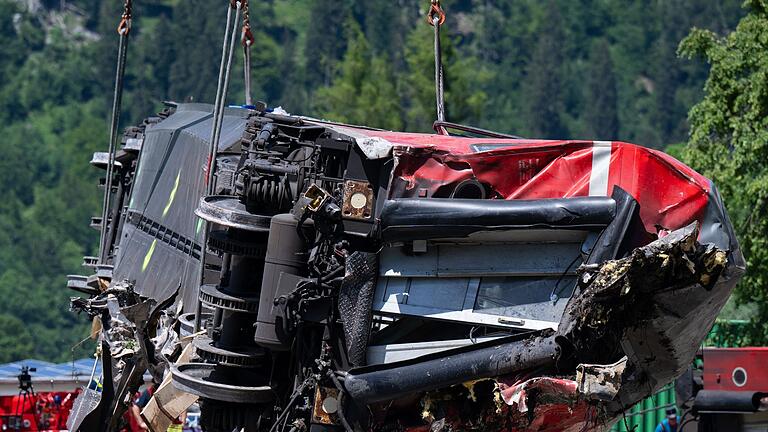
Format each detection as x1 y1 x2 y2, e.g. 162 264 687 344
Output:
402 24 440 131
522 1 568 138
128 14 175 120
315 23 402 130
679 0 768 343
355 0 406 58
653 1 689 147
0 100 103 362
304 0 352 89
92 0 124 96
0 1 41 124
471 0 538 134
0 315 34 363
584 39 619 140
168 0 227 102
401 22 487 132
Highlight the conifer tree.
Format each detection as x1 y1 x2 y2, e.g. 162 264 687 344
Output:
522 1 568 139
402 24 438 131
0 1 26 123
315 23 402 130
92 0 124 95
168 0 227 102
653 1 686 146
401 22 487 132
584 39 619 140
129 14 175 119
357 0 407 58
472 0 536 134
304 0 352 88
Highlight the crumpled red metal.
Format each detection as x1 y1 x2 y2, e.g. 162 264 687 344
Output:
498 377 603 432
348 130 710 237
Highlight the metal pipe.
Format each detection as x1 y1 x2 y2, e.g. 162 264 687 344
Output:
693 390 767 413
249 160 301 176
343 333 558 404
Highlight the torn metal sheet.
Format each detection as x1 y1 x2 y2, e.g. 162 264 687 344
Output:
576 357 627 401
557 222 741 418
400 377 601 432
322 123 395 159
499 377 600 432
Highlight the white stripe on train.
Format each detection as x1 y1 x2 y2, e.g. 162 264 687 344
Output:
589 141 612 196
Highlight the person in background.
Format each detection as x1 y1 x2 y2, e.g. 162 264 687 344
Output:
655 408 679 432
127 382 186 432
166 410 186 432
129 383 156 431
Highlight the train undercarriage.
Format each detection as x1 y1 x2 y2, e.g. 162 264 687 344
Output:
66 103 744 432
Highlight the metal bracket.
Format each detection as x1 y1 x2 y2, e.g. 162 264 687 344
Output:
342 180 374 220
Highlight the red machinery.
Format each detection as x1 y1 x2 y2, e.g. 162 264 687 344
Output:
701 347 768 393
0 391 78 432
677 348 768 431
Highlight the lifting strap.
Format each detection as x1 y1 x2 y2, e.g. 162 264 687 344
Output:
99 0 133 264
194 0 243 332
427 0 448 135
207 0 242 190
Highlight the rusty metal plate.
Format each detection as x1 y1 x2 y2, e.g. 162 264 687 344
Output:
343 180 374 220
312 386 340 425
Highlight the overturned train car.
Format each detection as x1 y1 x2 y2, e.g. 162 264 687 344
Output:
66 103 744 432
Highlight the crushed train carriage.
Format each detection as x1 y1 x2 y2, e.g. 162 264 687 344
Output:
66 103 744 432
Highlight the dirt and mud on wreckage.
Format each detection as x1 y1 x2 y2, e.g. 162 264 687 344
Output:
64 1 744 432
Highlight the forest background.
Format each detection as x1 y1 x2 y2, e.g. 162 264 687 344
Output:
0 0 764 362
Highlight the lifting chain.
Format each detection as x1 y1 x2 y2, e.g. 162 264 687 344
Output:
241 0 255 47
241 0 255 105
117 0 132 35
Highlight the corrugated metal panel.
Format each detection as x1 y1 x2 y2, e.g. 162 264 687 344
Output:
705 320 750 348
611 385 676 432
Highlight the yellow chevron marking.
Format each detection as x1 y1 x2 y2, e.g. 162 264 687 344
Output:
142 239 157 272
162 170 181 218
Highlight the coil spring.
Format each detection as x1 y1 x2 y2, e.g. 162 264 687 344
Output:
245 176 292 212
